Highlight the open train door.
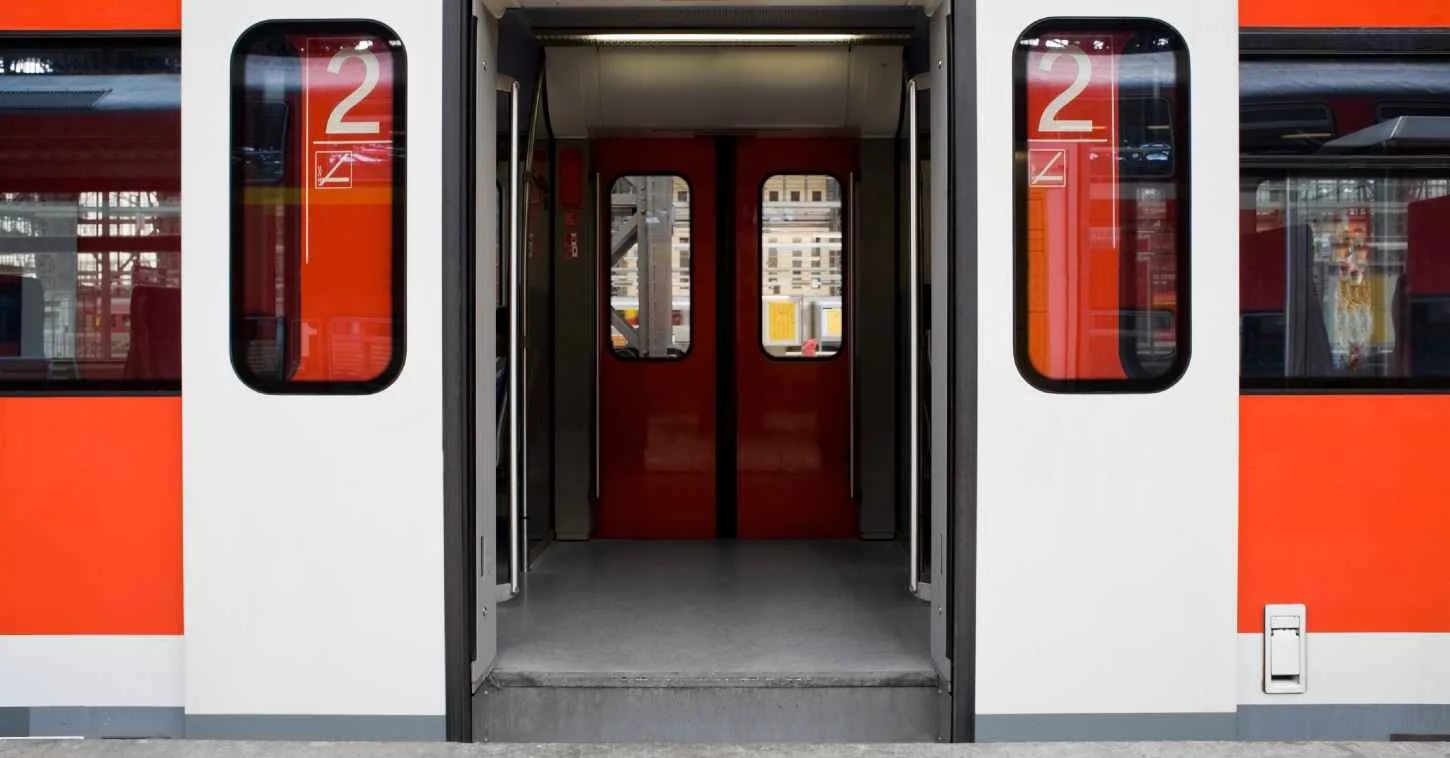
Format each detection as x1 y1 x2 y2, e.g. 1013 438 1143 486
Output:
963 0 1239 740
182 0 480 740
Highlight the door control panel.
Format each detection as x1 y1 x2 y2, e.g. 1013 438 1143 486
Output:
1263 603 1306 694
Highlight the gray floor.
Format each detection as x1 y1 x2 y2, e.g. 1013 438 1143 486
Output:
492 540 934 687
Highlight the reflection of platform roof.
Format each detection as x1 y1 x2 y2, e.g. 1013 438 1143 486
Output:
1323 116 1450 151
0 75 179 111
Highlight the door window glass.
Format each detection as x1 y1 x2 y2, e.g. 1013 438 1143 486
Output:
760 174 843 359
608 174 691 359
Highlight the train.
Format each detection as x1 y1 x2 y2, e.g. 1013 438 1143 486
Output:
0 0 1447 745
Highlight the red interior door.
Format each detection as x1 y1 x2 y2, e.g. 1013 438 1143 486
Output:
735 137 857 538
595 138 717 538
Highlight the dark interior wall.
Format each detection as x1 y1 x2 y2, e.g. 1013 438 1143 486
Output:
552 139 596 540
857 139 901 540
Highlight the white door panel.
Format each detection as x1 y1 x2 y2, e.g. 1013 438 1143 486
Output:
973 1 1239 718
182 0 450 721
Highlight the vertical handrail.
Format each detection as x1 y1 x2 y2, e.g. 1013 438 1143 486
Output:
848 172 857 500
907 75 922 594
593 172 602 501
506 79 522 597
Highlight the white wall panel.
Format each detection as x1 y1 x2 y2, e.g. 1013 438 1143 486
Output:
0 636 182 708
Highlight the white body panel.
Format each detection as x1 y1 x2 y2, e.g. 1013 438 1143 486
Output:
1239 634 1450 705
973 1 1239 716
181 0 447 718
0 637 181 708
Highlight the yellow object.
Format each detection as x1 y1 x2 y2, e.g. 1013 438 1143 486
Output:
766 300 797 344
822 308 843 340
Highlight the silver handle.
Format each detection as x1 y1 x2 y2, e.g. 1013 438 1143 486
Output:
506 79 522 597
847 172 857 500
593 172 602 501
907 74 925 594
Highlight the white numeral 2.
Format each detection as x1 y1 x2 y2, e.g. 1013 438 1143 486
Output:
325 49 381 135
1037 47 1094 134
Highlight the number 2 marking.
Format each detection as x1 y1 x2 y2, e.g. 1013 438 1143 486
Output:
325 48 381 135
1037 46 1094 134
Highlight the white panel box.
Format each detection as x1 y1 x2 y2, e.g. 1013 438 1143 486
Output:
1264 603 1307 694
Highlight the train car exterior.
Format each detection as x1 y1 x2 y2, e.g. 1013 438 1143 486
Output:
0 0 1445 744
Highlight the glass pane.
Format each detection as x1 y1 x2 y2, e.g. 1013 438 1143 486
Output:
1241 173 1450 380
0 41 181 388
231 23 406 392
760 174 843 359
608 175 691 359
1015 21 1189 391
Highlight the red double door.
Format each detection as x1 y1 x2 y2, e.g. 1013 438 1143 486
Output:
597 137 856 539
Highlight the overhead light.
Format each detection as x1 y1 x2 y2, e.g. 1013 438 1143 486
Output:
579 32 864 44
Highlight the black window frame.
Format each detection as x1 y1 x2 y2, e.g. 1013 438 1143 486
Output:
1012 17 1193 394
1239 29 1450 393
228 19 408 395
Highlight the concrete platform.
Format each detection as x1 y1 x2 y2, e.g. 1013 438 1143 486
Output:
3 741 1449 757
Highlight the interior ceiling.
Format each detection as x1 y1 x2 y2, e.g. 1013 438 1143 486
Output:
544 43 904 138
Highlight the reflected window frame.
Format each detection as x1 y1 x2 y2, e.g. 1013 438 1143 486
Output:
757 171 848 362
603 172 694 362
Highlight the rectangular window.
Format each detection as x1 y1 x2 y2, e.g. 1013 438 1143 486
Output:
0 39 181 392
1014 20 1190 392
1241 53 1450 390
761 174 843 359
231 22 407 393
608 174 691 359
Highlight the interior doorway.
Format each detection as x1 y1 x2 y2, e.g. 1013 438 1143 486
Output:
596 137 858 539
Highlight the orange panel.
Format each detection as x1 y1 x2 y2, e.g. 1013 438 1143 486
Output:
0 1 179 31
1241 0 1450 28
0 397 182 635
1240 395 1450 633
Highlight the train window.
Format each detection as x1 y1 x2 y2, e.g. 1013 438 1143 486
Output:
760 174 844 359
608 175 691 360
0 39 181 392
1241 52 1450 389
1014 19 1190 393
230 22 406 393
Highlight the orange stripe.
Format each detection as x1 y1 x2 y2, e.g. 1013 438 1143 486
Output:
0 397 182 635
1242 0 1450 28
0 1 179 32
1240 395 1450 633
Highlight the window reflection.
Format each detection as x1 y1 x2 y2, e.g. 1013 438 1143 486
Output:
1242 175 1450 379
608 175 691 359
0 40 181 387
760 174 843 359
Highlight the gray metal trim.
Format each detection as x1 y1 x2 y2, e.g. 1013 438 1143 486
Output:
948 0 978 743
184 715 444 741
976 713 1237 742
488 671 940 688
1239 705 1450 741
0 707 183 739
441 0 474 742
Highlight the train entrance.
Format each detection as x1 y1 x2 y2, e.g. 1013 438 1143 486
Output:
597 137 856 539
472 4 953 741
